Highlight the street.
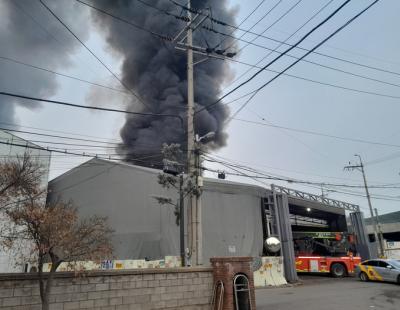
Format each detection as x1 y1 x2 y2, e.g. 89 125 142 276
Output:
256 275 400 310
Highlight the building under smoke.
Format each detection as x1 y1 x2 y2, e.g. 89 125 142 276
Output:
48 158 372 280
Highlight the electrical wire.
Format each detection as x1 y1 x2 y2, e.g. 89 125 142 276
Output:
228 0 380 120
227 0 334 87
170 0 400 79
0 56 128 94
213 0 268 49
203 154 400 189
196 0 353 114
71 0 400 101
232 0 302 53
39 0 151 111
0 92 184 129
75 0 173 41
224 0 285 51
231 118 400 149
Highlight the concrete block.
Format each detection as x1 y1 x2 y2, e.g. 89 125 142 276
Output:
49 303 63 310
64 301 80 310
79 299 94 308
13 287 32 297
21 295 41 304
0 289 13 298
96 283 110 291
154 274 166 280
94 298 109 307
109 297 123 306
142 274 154 281
2 296 21 307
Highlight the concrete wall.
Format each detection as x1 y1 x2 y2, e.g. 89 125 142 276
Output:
0 267 213 309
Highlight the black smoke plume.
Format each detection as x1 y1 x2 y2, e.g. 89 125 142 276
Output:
88 0 237 167
0 0 89 125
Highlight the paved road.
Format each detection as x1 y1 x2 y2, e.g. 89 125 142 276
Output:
256 275 400 310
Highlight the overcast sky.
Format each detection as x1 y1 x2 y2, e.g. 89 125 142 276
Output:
1 0 400 215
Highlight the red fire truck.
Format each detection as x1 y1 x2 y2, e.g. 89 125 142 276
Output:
293 231 361 277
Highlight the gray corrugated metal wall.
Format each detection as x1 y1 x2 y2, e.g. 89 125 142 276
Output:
48 159 265 264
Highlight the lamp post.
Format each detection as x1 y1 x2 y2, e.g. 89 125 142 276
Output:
192 131 215 265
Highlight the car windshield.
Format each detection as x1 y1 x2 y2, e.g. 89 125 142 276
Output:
389 260 400 269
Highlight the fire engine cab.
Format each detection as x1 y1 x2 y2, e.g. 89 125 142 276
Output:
293 231 361 277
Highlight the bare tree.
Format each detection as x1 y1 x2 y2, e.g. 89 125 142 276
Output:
5 198 113 310
0 154 113 310
0 153 43 210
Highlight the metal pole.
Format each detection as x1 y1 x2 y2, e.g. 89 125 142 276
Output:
179 174 185 266
195 143 202 265
374 208 385 257
186 0 197 265
356 155 384 257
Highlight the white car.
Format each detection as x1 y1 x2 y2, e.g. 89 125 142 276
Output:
355 259 400 284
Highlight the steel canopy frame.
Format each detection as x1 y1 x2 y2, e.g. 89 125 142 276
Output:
273 185 360 212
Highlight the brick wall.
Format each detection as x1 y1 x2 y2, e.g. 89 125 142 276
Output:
0 267 213 310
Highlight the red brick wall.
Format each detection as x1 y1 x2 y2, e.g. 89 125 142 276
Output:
210 257 256 310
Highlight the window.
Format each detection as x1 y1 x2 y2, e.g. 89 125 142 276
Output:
378 261 389 268
366 260 379 267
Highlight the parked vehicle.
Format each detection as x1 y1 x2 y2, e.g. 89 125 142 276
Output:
294 231 361 277
356 259 400 284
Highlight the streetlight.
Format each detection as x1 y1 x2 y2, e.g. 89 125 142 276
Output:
191 131 215 266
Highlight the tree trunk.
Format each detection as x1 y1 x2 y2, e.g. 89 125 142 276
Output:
37 255 49 310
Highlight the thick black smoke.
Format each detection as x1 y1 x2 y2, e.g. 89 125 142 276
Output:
89 0 237 167
0 0 89 125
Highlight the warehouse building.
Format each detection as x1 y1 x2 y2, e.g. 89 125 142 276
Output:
48 158 371 281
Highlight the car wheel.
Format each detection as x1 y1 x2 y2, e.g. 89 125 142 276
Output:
331 263 346 278
359 272 369 282
397 275 400 285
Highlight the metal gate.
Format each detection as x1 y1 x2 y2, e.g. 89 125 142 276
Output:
233 274 252 310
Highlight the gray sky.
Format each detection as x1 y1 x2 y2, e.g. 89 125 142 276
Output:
1 0 400 215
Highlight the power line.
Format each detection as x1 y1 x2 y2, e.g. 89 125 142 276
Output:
75 0 173 41
226 0 333 87
9 0 106 80
207 153 398 185
173 0 400 79
0 127 176 151
229 0 380 119
0 56 128 94
203 154 400 190
39 0 151 111
0 140 163 167
233 0 302 53
0 121 121 142
224 0 285 51
71 0 399 99
0 127 120 145
203 23 400 92
232 118 400 149
213 0 268 49
196 0 353 115
0 92 184 128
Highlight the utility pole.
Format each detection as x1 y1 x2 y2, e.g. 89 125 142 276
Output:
374 208 385 257
185 0 198 266
171 1 237 266
344 154 384 257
